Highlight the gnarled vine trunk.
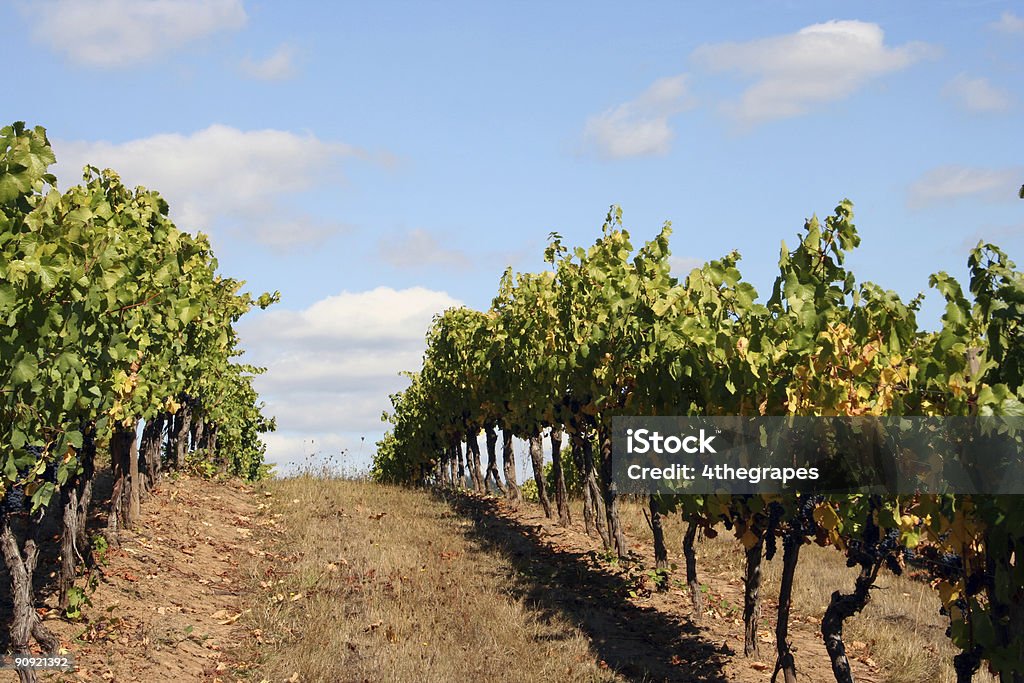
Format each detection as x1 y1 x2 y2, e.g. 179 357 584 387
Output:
773 531 802 683
106 421 139 543
528 433 552 518
456 439 466 489
550 427 571 526
683 518 703 621
822 561 880 683
190 416 205 454
483 425 505 495
139 414 165 494
207 424 218 460
581 434 609 547
466 432 484 493
599 428 627 557
650 496 668 573
205 424 221 472
2 514 60 683
437 447 449 486
169 399 192 469
129 428 140 522
501 428 521 503
571 434 595 535
743 535 764 657
59 425 96 609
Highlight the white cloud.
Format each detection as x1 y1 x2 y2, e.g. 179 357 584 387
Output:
26 0 246 67
267 393 391 433
53 125 372 247
240 43 296 81
379 229 472 269
992 11 1024 34
669 255 704 276
943 74 1012 112
261 432 368 474
248 215 351 249
583 75 695 158
693 20 932 123
908 165 1024 207
238 287 461 468
244 286 460 347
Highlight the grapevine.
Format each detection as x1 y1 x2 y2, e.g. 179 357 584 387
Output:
375 198 1024 682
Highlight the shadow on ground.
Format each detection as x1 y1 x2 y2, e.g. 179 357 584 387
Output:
436 489 731 683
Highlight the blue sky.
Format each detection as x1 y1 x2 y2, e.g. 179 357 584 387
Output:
3 0 1022 473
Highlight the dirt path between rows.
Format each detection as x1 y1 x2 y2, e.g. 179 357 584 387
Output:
36 475 265 683
21 476 883 683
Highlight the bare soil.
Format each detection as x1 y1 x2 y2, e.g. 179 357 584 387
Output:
33 475 263 682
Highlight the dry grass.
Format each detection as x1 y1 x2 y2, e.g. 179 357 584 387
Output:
237 481 998 683
238 477 621 683
616 499 998 683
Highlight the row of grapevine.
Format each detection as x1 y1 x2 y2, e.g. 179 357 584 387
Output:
373 200 1024 682
0 122 276 682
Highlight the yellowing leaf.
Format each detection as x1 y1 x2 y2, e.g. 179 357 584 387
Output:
813 503 841 531
899 514 920 530
739 530 760 550
936 580 961 609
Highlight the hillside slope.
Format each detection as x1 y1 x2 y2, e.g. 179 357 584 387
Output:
24 476 974 682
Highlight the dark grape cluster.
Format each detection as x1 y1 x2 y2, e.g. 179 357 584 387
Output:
846 528 904 576
41 461 58 484
1 486 26 514
916 546 964 582
1 445 50 516
795 494 824 534
765 495 826 556
913 545 993 613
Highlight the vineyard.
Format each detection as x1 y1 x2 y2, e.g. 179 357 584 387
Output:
2 116 1023 683
373 202 1024 682
0 123 276 683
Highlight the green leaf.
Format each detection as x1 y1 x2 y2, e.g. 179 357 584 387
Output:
30 481 55 511
3 455 18 482
10 354 38 383
0 283 15 308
